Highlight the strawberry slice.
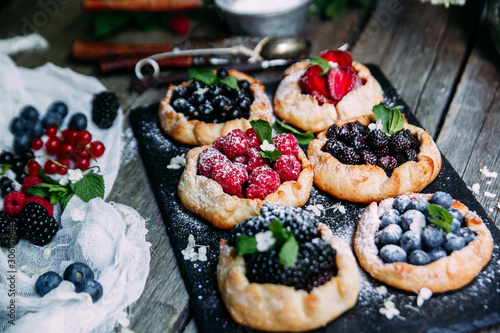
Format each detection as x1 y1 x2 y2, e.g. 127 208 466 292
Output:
299 64 333 105
319 50 353 67
327 66 361 101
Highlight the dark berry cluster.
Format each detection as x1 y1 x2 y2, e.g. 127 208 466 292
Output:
17 202 59 246
229 203 337 293
92 91 119 129
170 69 254 123
376 192 476 265
0 149 34 194
323 121 421 174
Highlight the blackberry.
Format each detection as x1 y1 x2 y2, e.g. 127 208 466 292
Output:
400 129 420 150
18 202 59 246
326 123 341 139
389 131 412 155
246 249 282 285
349 135 366 150
367 129 388 150
377 156 397 173
340 121 363 142
91 91 119 129
337 146 361 165
403 149 418 162
360 149 378 165
0 211 19 248
228 216 268 246
324 139 346 157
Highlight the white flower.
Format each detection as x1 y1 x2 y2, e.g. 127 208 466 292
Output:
167 154 186 169
68 169 84 183
480 166 498 178
417 288 433 307
368 119 384 131
255 230 276 252
306 203 324 216
198 246 208 261
260 140 276 152
71 208 86 222
376 286 388 295
379 298 400 320
328 61 338 68
181 234 208 262
187 234 196 248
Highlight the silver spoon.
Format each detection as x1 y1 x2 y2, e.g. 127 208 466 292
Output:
134 36 310 79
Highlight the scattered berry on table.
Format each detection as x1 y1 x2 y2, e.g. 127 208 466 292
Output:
63 262 95 285
13 131 32 155
0 177 15 198
75 279 103 303
18 202 59 246
35 271 63 296
92 91 119 129
41 111 63 129
89 141 105 158
0 211 19 248
47 101 68 119
26 195 54 217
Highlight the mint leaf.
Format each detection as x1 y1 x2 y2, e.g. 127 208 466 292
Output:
0 164 11 176
220 76 238 90
234 235 258 256
373 103 405 136
309 56 331 75
268 218 288 245
60 193 74 211
72 173 105 202
279 235 299 268
259 149 282 163
93 12 131 37
26 186 50 198
49 193 59 205
428 203 453 233
250 119 273 144
37 168 59 185
273 119 315 145
325 0 347 19
188 68 218 86
133 13 160 32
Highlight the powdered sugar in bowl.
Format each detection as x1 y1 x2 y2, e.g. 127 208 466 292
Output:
215 0 312 37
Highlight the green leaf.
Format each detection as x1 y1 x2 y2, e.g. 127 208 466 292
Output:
26 187 50 198
250 119 273 144
72 173 105 202
309 56 331 75
259 150 282 163
93 12 131 37
269 218 287 245
220 76 238 90
325 0 347 19
60 193 74 211
0 164 11 176
279 236 299 268
188 68 238 89
234 235 258 256
373 103 405 136
37 168 59 185
273 119 315 145
49 193 59 205
428 204 453 233
133 12 160 32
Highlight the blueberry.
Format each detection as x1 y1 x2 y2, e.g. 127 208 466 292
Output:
47 101 68 119
27 120 43 140
238 97 252 113
172 86 188 101
443 233 465 253
459 227 475 245
11 156 26 173
0 152 14 165
188 80 204 93
13 131 31 155
400 230 422 253
9 117 26 134
20 150 35 164
221 84 237 99
63 262 94 284
237 79 251 92
68 113 88 130
41 111 63 128
450 218 461 234
427 247 447 262
172 98 191 114
217 68 228 78
20 105 39 121
422 225 446 249
408 250 431 266
0 176 12 188
188 93 206 107
379 244 407 263
35 271 63 296
375 224 402 246
406 198 429 213
430 191 453 209
400 209 426 232
75 279 103 303
447 208 463 224
380 209 401 229
197 103 214 121
15 171 28 184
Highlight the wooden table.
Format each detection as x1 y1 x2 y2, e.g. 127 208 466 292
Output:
1 0 499 331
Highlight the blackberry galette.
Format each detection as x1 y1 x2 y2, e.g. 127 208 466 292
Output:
217 203 359 331
354 193 493 293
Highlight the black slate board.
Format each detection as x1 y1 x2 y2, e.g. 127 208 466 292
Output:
130 66 500 333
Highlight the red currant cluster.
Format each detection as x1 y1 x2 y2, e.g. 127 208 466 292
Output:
30 126 105 175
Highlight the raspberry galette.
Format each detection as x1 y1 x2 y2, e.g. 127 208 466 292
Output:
159 68 272 146
273 50 383 133
354 193 493 293
217 203 360 331
178 126 313 229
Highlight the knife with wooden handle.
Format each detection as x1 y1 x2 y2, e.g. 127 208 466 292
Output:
72 39 175 61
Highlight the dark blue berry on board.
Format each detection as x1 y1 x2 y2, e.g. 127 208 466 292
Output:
64 262 95 284
75 279 103 303
35 271 63 297
68 112 88 130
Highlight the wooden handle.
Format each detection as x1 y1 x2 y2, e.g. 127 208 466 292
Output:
83 0 202 11
99 54 194 73
72 39 174 61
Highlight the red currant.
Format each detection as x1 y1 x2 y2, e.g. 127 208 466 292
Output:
75 146 90 159
31 138 43 151
57 142 75 159
75 157 90 170
27 160 40 176
45 126 58 138
89 141 105 158
75 130 92 146
58 167 68 175
62 129 78 144
58 157 70 169
45 137 61 154
43 160 58 174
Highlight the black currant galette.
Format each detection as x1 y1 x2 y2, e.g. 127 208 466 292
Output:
354 192 493 293
217 203 359 331
158 68 272 146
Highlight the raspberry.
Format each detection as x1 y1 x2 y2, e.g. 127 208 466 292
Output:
272 155 301 182
233 152 249 164
273 133 299 157
26 196 54 217
21 175 43 195
246 148 269 171
3 191 26 216
245 128 260 148
0 211 19 248
213 136 225 152
197 148 228 178
212 160 248 197
326 123 341 139
167 12 190 35
378 155 398 173
222 129 249 159
246 166 280 200
367 129 388 150
18 202 59 246
92 91 119 129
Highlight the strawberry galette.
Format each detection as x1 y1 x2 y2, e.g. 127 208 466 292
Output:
273 50 383 133
178 123 313 229
159 68 272 146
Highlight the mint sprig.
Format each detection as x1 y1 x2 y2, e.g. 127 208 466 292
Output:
427 204 453 233
188 68 238 90
372 103 405 137
250 119 282 163
309 56 331 75
273 119 315 145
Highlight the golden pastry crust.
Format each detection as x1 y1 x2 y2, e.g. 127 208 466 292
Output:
273 60 383 133
354 193 494 293
177 146 313 229
158 69 272 146
217 223 360 332
307 114 442 203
